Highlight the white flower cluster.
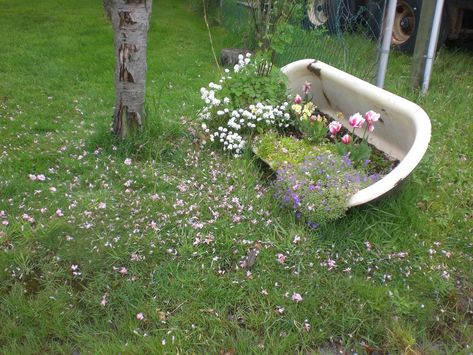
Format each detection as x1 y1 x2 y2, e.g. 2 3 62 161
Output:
209 127 245 157
226 102 291 130
200 82 223 107
233 53 251 73
198 53 291 157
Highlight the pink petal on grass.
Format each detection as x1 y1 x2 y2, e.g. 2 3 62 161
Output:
292 293 303 303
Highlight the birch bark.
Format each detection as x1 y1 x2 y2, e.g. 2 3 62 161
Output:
104 0 152 138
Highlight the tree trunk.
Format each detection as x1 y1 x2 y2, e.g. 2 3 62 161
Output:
104 0 152 138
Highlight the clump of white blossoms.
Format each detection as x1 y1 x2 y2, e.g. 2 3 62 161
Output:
198 53 292 157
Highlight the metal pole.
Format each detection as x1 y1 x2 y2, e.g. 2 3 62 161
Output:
421 0 445 95
375 0 397 88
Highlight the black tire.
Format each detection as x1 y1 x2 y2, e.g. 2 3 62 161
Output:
391 0 422 54
364 0 449 54
304 0 357 34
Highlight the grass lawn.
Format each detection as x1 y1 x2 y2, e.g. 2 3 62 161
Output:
0 0 472 353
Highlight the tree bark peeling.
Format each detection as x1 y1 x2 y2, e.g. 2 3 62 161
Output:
104 0 152 138
119 44 137 83
119 11 136 27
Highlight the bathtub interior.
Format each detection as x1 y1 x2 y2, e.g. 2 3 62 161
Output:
283 60 421 161
281 59 431 207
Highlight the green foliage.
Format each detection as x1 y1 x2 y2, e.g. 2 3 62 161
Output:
336 139 371 167
247 0 303 62
298 117 328 144
221 54 287 108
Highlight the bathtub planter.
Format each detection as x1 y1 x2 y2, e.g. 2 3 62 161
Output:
279 59 431 207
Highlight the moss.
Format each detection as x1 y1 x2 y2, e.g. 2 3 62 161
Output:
254 132 335 169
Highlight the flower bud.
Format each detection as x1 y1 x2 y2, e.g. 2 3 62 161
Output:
341 134 351 144
294 94 302 104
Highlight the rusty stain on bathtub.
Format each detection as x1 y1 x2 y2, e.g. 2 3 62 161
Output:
307 61 321 78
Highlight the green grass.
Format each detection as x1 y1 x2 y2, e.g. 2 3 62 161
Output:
0 0 472 353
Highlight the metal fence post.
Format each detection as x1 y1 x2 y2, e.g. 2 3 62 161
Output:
421 0 445 95
375 0 397 88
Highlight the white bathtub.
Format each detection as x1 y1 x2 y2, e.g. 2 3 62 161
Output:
282 59 431 207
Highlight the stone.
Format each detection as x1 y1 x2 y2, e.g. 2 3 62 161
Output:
220 48 253 66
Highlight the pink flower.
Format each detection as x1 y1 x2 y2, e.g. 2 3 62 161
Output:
119 267 128 275
303 81 312 94
365 110 380 123
341 134 351 144
294 94 302 104
98 202 106 209
36 174 46 181
328 121 342 135
124 180 133 187
368 123 375 133
136 312 144 321
327 259 337 270
276 306 285 315
348 112 365 128
291 292 303 303
28 174 37 181
56 209 64 217
124 158 132 165
22 214 35 223
276 253 286 264
100 294 108 306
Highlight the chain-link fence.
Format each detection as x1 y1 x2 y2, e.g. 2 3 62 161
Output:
220 0 387 82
